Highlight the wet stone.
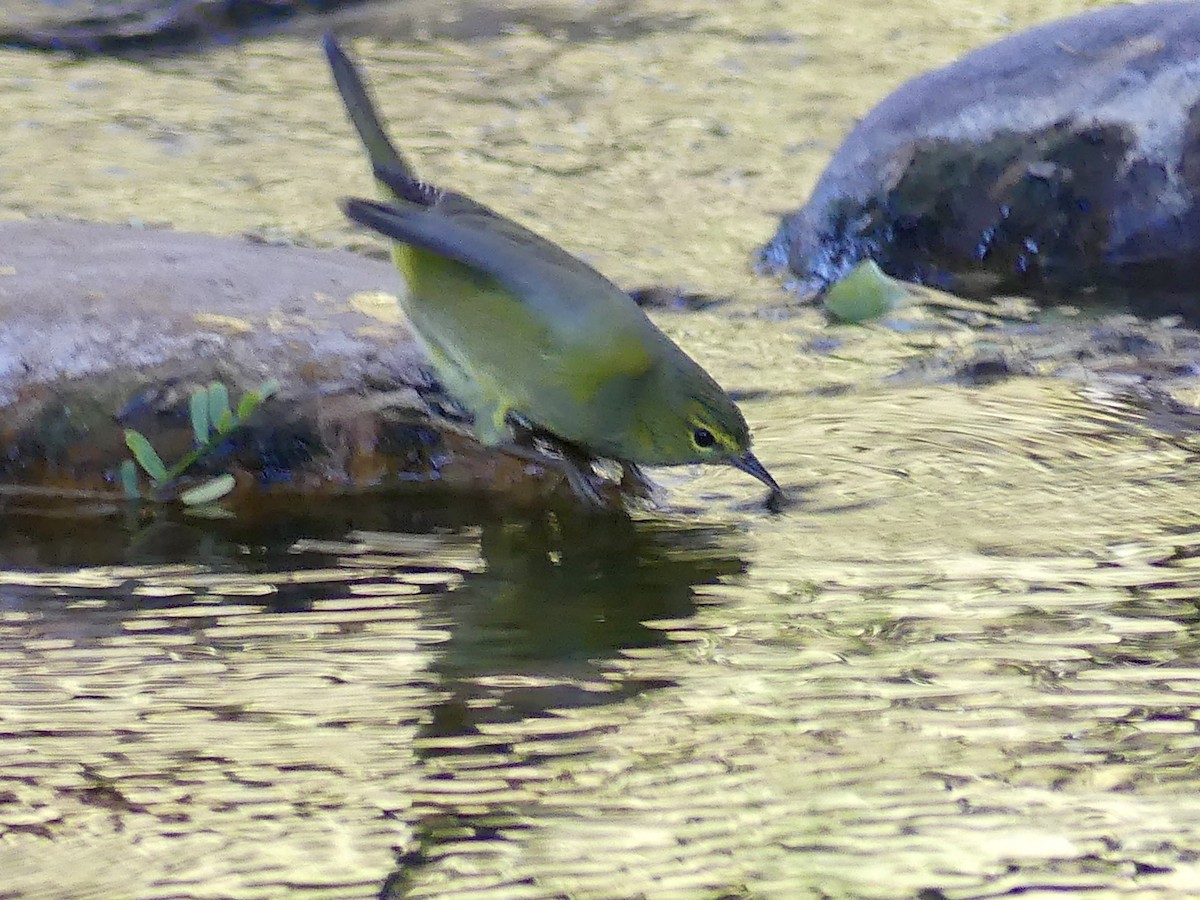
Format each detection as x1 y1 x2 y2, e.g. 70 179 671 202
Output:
0 0 681 56
0 1 369 55
0 219 592 509
758 1 1200 318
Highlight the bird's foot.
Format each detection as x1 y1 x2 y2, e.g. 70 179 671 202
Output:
500 412 628 509
495 438 612 509
619 462 656 500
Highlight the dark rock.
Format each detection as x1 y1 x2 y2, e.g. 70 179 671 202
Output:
0 1 367 55
758 1 1200 317
0 0 687 56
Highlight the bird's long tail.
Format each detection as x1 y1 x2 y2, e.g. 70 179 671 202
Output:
322 33 418 197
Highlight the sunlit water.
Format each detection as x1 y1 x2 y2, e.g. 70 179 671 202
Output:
4 0 1200 897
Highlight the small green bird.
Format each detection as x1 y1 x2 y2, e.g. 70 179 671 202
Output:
323 34 781 505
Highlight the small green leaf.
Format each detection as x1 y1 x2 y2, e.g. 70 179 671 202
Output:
235 391 260 422
215 408 235 434
823 259 911 324
236 379 280 421
119 459 141 500
179 473 236 506
124 429 168 483
189 387 210 445
207 382 231 430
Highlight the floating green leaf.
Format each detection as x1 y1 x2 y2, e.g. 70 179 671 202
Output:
179 473 236 506
189 387 210 445
124 429 168 483
823 259 910 324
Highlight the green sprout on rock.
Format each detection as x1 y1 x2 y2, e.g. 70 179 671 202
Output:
120 379 279 506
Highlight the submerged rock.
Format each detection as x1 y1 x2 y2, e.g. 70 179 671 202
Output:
0 1 367 55
758 1 1200 317
0 0 676 55
0 219 603 510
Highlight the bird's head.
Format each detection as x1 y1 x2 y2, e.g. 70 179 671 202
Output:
628 371 781 498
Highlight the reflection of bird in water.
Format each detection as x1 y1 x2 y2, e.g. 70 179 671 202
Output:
418 513 747 731
395 512 748 892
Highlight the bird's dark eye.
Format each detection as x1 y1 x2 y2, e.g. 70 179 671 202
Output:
693 427 716 448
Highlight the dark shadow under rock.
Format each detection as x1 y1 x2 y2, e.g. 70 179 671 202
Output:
758 1 1200 319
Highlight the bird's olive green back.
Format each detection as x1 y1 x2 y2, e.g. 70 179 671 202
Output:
361 196 751 463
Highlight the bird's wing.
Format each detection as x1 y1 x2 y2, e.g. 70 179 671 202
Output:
343 196 657 387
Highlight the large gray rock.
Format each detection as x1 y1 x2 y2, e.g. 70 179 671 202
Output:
758 1 1200 315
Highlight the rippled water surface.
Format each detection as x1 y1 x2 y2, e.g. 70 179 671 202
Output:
4 0 1200 897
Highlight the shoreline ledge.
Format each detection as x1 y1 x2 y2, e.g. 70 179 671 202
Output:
0 218 589 509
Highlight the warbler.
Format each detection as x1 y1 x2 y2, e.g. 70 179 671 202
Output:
323 34 782 505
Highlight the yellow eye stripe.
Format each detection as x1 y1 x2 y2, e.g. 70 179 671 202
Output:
688 417 739 453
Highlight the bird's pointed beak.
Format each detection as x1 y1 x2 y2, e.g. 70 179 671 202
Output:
731 450 782 496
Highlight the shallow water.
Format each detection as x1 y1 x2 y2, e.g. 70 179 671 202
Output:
5 0 1200 897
